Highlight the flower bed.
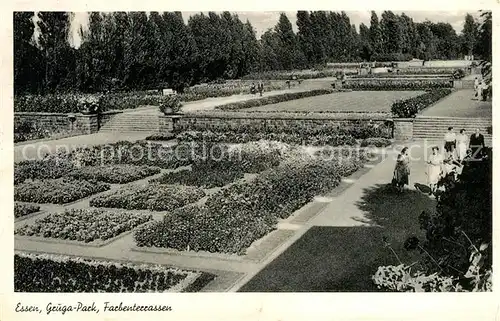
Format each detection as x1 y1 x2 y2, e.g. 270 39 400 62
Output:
241 69 357 80
343 79 453 90
69 165 161 184
45 141 193 169
349 74 451 79
134 153 366 254
360 137 392 147
15 208 152 243
90 183 206 211
151 166 244 188
14 252 212 292
14 202 40 218
391 89 453 118
145 133 176 141
15 159 75 185
177 130 358 146
214 89 334 111
15 178 110 204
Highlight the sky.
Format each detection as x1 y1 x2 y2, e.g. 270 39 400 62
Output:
45 11 480 48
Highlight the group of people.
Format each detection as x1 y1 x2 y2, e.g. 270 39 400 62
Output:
250 82 264 96
393 127 486 195
474 77 490 101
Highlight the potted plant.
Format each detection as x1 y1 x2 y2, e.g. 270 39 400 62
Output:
159 95 182 115
78 95 102 115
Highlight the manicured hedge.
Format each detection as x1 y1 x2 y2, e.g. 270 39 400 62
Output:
69 165 162 184
214 89 334 111
14 202 40 218
15 178 110 204
134 153 366 254
90 183 206 211
391 89 453 118
343 79 453 90
14 252 210 292
15 208 152 243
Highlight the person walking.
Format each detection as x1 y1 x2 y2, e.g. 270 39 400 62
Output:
443 127 456 159
469 128 485 159
456 129 468 161
427 146 444 196
474 77 479 99
258 81 264 96
393 147 410 193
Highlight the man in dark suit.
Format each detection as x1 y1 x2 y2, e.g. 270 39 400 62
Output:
469 128 485 160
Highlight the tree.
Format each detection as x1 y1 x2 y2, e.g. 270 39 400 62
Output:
37 11 74 92
13 12 44 94
369 11 383 56
296 11 316 64
476 11 492 61
259 29 281 71
358 23 372 61
461 13 478 57
274 13 306 70
380 11 402 54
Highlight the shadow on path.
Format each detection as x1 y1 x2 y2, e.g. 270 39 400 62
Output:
239 184 436 292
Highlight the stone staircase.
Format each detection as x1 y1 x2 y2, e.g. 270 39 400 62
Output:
99 113 159 133
413 116 492 146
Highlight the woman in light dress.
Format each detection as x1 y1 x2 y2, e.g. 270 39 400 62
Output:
456 129 468 162
427 146 444 195
393 147 410 193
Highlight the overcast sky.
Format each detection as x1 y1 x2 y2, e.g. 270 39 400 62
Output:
61 11 479 48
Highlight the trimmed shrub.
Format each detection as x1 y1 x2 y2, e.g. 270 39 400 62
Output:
391 89 452 118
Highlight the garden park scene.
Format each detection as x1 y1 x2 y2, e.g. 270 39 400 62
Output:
13 10 492 293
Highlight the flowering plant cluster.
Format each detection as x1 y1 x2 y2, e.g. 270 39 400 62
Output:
391 89 452 118
343 78 453 90
14 252 210 292
15 208 152 243
135 153 366 254
15 178 110 204
90 183 206 212
14 202 40 218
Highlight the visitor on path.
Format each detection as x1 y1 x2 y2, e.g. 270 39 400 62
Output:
474 77 479 92
393 147 410 193
258 81 264 96
426 146 444 196
250 82 256 95
480 81 489 101
443 127 456 159
469 128 485 159
456 129 468 161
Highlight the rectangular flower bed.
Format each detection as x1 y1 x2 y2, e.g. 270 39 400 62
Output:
391 89 452 118
90 183 206 211
14 178 110 204
343 78 453 90
15 208 152 243
69 165 162 184
214 89 334 111
134 153 366 254
14 202 40 218
14 252 214 292
15 159 75 185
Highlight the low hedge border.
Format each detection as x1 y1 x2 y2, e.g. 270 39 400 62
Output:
391 89 453 118
182 111 390 121
214 89 335 111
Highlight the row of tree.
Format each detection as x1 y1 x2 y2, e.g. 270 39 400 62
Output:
14 11 492 94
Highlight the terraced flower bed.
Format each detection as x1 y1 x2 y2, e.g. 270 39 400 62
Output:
14 202 40 218
15 208 152 243
391 89 453 118
15 178 110 204
14 252 213 292
90 183 206 211
15 159 75 185
69 165 162 184
134 152 367 254
151 162 245 188
343 78 453 90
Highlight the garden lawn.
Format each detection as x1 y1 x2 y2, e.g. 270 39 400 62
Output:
241 91 425 113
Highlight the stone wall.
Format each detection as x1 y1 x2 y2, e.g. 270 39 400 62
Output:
14 111 122 138
393 118 414 140
163 111 393 136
